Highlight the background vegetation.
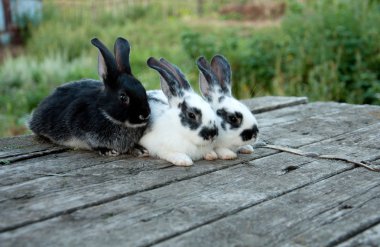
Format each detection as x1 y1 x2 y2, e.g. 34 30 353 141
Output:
0 0 379 137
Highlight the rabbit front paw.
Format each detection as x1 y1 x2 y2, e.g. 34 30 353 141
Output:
215 147 237 160
238 144 254 154
129 144 149 157
165 153 193 166
97 147 120 156
204 150 218 160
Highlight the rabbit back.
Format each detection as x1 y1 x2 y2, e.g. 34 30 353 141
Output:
29 79 146 153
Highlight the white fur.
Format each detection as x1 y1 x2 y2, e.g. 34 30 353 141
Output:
197 55 259 160
139 90 217 166
101 110 147 128
213 96 258 152
60 138 91 150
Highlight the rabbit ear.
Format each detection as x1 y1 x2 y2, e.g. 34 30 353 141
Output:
147 57 191 103
91 38 118 86
211 55 232 96
114 37 132 75
159 58 191 92
196 56 219 101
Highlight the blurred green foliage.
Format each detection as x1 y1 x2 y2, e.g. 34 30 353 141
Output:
182 0 380 101
0 0 379 137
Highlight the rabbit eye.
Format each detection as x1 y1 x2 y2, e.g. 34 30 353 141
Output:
120 93 129 104
229 116 237 123
188 112 196 119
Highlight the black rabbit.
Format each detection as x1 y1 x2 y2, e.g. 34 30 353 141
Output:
28 37 150 156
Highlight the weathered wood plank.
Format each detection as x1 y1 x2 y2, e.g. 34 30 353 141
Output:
0 102 378 235
258 104 380 147
241 96 308 114
0 135 67 162
0 156 352 247
1 121 379 246
1 121 378 245
257 102 364 128
154 165 380 247
338 223 380 247
0 151 129 187
0 100 379 247
0 149 275 232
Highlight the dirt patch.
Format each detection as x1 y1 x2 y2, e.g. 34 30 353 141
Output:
220 2 286 21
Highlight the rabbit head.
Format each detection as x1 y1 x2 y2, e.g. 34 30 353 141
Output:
91 37 150 127
147 57 219 147
197 55 259 149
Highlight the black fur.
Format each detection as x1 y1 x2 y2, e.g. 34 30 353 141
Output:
216 108 243 129
240 125 259 141
29 37 150 154
179 101 202 130
199 125 218 141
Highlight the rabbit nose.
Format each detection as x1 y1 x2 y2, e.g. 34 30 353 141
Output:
240 125 259 141
139 114 150 120
199 126 219 141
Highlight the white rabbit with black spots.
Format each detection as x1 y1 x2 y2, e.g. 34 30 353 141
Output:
29 37 150 156
139 57 219 166
196 55 259 160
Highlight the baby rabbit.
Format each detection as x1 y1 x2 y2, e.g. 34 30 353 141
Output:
139 57 219 166
196 55 259 159
28 37 150 156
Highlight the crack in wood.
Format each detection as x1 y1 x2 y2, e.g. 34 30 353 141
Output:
267 183 380 247
0 148 69 165
326 216 380 247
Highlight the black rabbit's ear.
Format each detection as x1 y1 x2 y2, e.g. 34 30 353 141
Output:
211 55 232 96
114 37 132 75
147 57 189 103
91 38 118 86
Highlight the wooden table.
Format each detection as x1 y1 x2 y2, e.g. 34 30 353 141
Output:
1 96 379 247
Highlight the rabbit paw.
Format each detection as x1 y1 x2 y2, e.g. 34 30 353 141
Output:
97 148 120 157
204 150 218 161
215 148 237 160
165 153 193 166
129 144 149 157
238 144 254 154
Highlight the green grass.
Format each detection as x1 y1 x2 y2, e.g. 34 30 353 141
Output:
0 0 379 137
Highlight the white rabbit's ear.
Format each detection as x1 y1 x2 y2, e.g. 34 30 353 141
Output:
197 56 219 102
211 55 232 96
147 57 191 105
159 75 172 101
91 38 118 88
159 58 192 93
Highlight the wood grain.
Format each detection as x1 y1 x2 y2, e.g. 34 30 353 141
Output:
0 97 379 247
